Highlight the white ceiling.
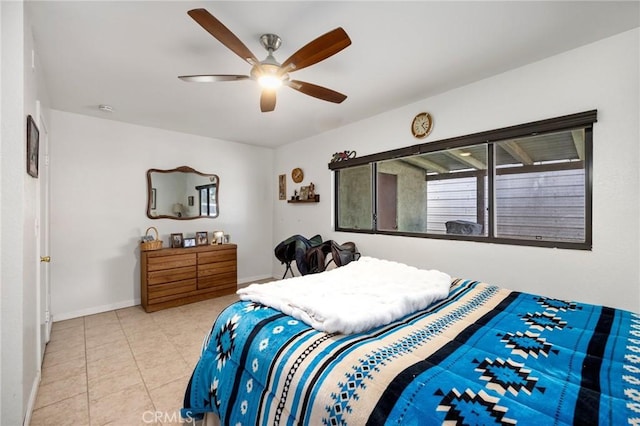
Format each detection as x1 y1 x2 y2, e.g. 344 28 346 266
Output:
26 1 639 148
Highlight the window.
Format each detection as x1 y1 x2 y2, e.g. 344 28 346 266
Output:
336 164 373 230
197 184 218 217
331 111 595 249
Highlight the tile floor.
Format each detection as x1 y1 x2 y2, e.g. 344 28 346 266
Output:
30 293 241 426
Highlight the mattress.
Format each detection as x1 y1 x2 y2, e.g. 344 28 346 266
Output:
182 278 639 425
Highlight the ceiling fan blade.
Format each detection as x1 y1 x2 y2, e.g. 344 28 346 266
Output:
260 90 276 112
287 80 347 104
178 74 250 83
187 9 259 65
280 27 351 72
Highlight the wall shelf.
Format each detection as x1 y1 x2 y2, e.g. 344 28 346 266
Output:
288 195 320 203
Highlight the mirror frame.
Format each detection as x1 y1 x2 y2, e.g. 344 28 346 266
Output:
146 166 219 220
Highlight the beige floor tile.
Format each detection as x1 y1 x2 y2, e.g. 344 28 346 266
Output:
152 308 190 321
88 362 143 401
115 305 147 319
89 382 154 426
182 355 201 372
86 338 132 363
125 327 168 342
47 325 85 344
148 375 193 424
121 321 164 339
166 328 207 346
42 343 85 369
41 357 87 385
134 345 184 371
128 334 172 357
84 310 119 329
139 357 192 390
119 315 157 333
34 372 87 409
87 351 138 382
102 412 159 426
35 297 233 425
30 393 89 426
85 327 127 349
157 319 202 338
44 338 85 355
51 317 84 332
84 322 123 339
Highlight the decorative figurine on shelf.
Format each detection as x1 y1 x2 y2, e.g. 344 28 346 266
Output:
308 182 315 199
292 189 299 201
330 150 357 163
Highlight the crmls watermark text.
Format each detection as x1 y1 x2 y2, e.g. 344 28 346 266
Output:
142 410 195 424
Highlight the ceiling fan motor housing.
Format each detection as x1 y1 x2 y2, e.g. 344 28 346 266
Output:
260 34 282 52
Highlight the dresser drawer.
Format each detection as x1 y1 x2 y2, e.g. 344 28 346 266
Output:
147 253 196 271
198 260 236 277
148 266 196 285
148 279 197 302
198 271 237 290
198 249 236 264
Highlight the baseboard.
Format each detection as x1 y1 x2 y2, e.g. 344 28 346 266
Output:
23 370 41 426
53 298 141 322
53 276 277 322
238 275 276 287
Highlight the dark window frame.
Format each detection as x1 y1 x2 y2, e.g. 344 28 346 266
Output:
330 110 596 250
196 183 218 217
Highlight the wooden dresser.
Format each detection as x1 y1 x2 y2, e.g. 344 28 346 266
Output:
140 244 237 312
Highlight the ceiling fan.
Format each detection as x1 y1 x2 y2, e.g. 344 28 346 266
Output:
179 9 352 113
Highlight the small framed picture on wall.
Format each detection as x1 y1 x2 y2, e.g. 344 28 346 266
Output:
299 186 309 200
26 115 39 178
278 174 286 200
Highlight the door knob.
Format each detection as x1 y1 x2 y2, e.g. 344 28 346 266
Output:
40 256 51 263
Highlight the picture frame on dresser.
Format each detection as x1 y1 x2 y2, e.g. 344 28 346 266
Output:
196 231 208 245
183 237 196 248
171 233 183 248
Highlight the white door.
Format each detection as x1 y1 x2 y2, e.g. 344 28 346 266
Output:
37 107 51 363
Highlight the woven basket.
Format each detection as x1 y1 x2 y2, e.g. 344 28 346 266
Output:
140 226 163 251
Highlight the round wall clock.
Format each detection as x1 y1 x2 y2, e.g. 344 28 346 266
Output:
291 167 304 183
411 112 433 139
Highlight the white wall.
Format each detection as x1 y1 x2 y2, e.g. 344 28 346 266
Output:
273 28 640 313
49 111 274 320
0 4 26 424
1 1 49 424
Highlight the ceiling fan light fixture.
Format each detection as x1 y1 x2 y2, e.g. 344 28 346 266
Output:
258 74 283 89
253 63 286 89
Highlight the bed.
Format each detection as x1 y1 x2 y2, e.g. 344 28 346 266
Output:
182 257 639 425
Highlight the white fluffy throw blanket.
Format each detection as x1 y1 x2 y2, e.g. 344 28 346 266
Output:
237 257 451 334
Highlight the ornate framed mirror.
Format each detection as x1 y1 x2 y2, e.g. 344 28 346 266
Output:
146 166 219 219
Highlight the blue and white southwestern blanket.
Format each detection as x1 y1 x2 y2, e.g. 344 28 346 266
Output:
182 279 640 425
